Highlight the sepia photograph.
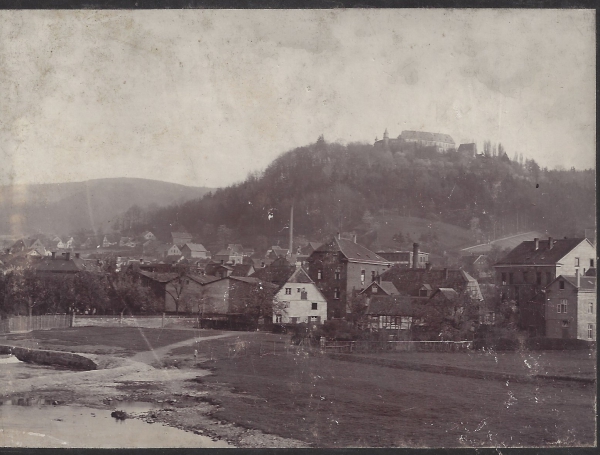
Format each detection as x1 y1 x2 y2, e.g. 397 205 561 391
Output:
0 8 596 448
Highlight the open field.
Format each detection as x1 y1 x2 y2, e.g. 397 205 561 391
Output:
1 327 596 448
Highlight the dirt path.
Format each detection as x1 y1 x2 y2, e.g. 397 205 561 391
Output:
131 332 239 365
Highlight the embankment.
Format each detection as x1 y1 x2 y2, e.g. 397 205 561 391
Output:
0 345 97 370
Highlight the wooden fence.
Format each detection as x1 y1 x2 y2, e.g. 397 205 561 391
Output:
0 315 72 334
322 340 473 353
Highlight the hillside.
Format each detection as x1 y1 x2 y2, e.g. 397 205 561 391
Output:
0 178 212 236
139 139 595 255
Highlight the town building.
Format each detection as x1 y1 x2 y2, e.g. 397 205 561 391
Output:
376 244 429 268
306 235 392 319
545 272 596 340
273 266 327 325
181 243 209 259
493 237 596 335
457 143 477 158
374 129 455 151
171 231 193 247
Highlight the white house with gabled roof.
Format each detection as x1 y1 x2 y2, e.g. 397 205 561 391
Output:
273 266 327 325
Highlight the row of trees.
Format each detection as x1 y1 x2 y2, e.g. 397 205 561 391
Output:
0 263 158 319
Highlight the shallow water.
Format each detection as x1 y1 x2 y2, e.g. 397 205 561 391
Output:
0 401 232 448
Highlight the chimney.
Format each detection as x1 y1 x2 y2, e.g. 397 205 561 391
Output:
576 268 580 288
51 251 56 260
353 234 357 243
534 238 539 250
548 237 553 250
412 243 419 269
443 267 449 279
376 274 381 284
65 252 71 261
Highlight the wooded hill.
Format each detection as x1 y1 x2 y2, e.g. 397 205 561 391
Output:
140 138 595 254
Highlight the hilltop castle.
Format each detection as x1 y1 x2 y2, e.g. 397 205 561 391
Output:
374 129 455 151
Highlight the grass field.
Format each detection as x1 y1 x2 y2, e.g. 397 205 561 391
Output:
198 352 595 447
0 327 212 356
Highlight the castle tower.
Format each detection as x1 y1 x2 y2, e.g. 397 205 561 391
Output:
383 128 390 149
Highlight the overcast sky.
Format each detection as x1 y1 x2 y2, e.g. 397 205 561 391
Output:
0 9 595 188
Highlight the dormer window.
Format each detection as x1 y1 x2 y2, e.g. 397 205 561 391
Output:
559 280 565 290
372 285 378 293
334 269 341 280
575 257 580 267
317 269 323 280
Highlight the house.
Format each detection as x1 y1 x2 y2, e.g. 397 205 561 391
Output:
198 276 278 327
102 234 119 248
141 231 156 241
266 246 289 258
251 257 296 288
306 235 392 319
376 244 429 268
171 232 193 247
365 295 415 336
377 265 483 302
180 243 209 259
273 266 327 325
157 244 182 259
34 251 101 277
231 263 255 277
544 272 596 340
457 143 477 158
493 237 596 334
206 262 234 279
214 245 244 265
9 238 46 255
460 254 492 281
374 129 455 151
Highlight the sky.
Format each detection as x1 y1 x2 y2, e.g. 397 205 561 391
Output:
0 9 595 189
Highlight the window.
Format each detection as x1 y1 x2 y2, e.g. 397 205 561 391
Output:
300 290 307 300
360 270 365 284
588 302 593 314
558 299 567 313
536 272 542 285
575 257 580 267
501 273 507 285
309 316 319 322
334 269 341 280
317 269 322 280
285 288 291 295
590 259 595 268
275 314 282 323
291 317 298 324
559 280 565 290
333 287 340 299
588 324 594 340
509 272 514 285
561 320 569 328
312 302 318 310
297 288 301 293
372 285 378 293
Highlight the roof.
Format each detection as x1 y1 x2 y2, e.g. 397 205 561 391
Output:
35 257 93 273
251 258 296 288
494 238 590 266
312 237 390 264
188 274 221 285
366 295 415 316
183 243 208 252
285 267 314 284
138 271 179 283
432 288 459 301
400 130 455 145
379 266 482 299
553 275 596 291
457 143 477 153
231 263 254 277
229 276 278 289
379 281 399 295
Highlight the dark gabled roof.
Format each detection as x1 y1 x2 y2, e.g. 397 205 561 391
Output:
431 288 459 301
285 267 314 284
251 258 296 288
457 143 477 153
400 130 455 145
231 263 254 277
495 238 590 266
188 274 221 285
229 276 278 289
312 237 390 264
552 275 596 291
138 271 179 283
379 266 479 298
183 243 208 252
35 257 87 273
585 268 596 277
366 295 415 316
